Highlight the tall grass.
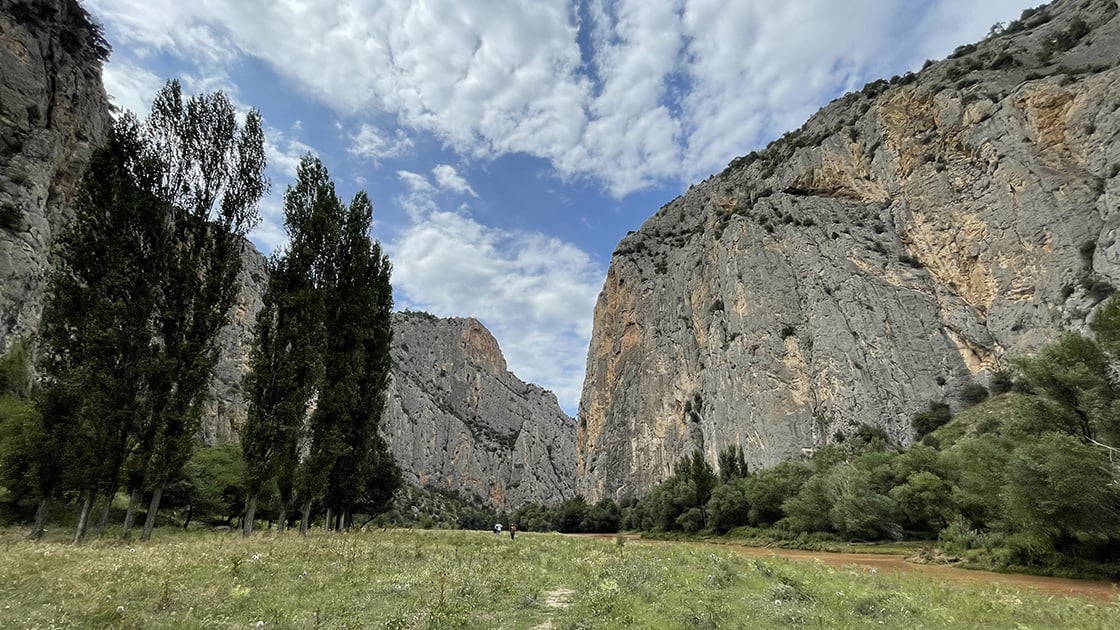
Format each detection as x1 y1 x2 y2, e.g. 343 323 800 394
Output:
0 527 1116 629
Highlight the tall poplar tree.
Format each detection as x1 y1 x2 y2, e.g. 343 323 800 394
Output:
34 115 163 541
240 157 337 536
243 155 398 535
32 80 267 542
134 81 267 541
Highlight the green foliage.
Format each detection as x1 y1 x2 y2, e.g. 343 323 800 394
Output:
1038 17 1090 63
621 317 1120 571
959 383 989 406
0 338 33 399
716 444 748 483
1001 433 1120 548
0 394 44 504
1014 333 1120 444
912 402 952 438
23 80 268 540
706 477 751 533
164 444 248 526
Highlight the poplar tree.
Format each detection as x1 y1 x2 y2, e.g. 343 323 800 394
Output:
32 80 267 542
244 155 398 535
240 158 336 536
34 115 162 541
134 81 267 541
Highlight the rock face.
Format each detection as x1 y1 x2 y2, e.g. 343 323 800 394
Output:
382 311 578 509
578 0 1120 501
0 0 110 355
200 243 268 444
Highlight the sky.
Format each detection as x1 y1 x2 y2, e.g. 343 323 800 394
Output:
85 0 1035 415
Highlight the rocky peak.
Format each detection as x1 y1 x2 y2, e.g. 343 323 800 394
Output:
578 0 1120 501
382 311 577 509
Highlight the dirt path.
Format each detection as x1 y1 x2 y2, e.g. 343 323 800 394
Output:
581 535 1120 603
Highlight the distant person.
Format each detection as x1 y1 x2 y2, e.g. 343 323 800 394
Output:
509 524 516 540
494 523 503 535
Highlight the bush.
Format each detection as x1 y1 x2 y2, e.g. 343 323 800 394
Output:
912 402 952 438
959 383 989 406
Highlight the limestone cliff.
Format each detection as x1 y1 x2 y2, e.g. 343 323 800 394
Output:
578 0 1120 501
382 311 578 509
0 0 110 355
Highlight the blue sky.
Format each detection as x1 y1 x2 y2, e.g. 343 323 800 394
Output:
85 0 1034 415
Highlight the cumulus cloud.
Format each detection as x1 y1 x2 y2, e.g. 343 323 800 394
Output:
389 188 602 414
88 0 1030 198
432 164 477 197
348 123 414 163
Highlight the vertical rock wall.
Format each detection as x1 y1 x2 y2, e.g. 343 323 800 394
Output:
0 0 110 355
578 0 1120 501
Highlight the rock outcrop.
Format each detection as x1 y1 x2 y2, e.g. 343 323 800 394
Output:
0 0 110 355
382 311 578 509
200 243 268 444
578 0 1120 501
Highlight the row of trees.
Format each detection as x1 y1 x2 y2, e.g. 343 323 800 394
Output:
12 81 267 542
0 81 401 540
240 154 399 536
613 298 1120 571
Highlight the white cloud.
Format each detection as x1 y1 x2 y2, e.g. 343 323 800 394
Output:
348 123 414 163
432 164 477 197
397 170 436 195
88 0 1032 197
389 189 602 415
101 61 164 116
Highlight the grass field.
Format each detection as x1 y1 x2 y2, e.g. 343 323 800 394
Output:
1 527 1117 629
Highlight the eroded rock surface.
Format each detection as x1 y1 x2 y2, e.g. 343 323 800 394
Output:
578 0 1120 501
383 312 578 509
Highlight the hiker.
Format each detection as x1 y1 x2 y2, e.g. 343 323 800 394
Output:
509 524 516 540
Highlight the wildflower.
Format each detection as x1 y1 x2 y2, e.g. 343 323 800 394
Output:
116 606 125 613
255 621 265 628
251 553 262 562
774 600 782 607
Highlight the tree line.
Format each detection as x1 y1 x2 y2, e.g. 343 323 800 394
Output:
512 298 1120 576
0 81 399 540
618 299 1120 574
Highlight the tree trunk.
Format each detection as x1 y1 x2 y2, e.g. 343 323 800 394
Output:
96 492 113 530
29 498 49 540
122 488 141 539
277 505 288 532
183 503 194 529
243 493 258 537
324 507 333 532
299 500 312 535
74 492 94 544
141 485 163 542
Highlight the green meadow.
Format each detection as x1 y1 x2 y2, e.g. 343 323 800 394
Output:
1 527 1116 629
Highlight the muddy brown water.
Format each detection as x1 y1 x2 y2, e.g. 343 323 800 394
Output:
579 535 1119 603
